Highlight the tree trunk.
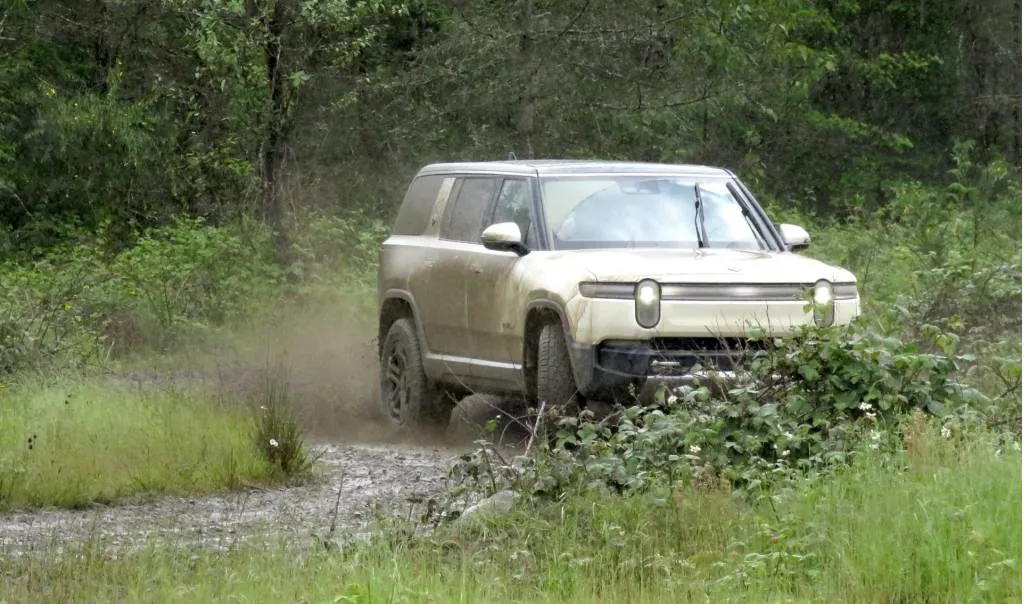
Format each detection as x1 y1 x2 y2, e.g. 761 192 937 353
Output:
514 0 535 157
250 0 293 265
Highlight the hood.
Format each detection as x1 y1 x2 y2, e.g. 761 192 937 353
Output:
545 248 856 284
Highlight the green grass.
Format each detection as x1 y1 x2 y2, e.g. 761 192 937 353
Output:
2 426 1018 602
0 378 277 510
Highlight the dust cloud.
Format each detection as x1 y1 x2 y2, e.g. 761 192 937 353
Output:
168 298 524 448
180 299 425 445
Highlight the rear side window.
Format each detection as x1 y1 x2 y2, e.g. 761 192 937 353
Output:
393 175 445 236
441 177 499 243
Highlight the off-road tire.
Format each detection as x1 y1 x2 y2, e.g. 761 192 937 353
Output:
379 318 447 427
537 322 580 416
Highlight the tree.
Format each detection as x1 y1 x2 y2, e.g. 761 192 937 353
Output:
169 0 400 260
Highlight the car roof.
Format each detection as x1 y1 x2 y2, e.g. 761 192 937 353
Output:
418 160 732 178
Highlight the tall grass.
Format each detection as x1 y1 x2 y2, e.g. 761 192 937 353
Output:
0 379 277 510
2 427 1018 602
762 420 1021 601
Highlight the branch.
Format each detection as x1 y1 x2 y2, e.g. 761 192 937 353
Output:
577 91 711 112
546 0 592 43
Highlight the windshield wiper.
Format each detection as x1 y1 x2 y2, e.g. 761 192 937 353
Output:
693 183 709 248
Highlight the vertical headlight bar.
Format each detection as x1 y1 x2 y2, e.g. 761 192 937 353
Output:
635 279 661 328
812 280 835 327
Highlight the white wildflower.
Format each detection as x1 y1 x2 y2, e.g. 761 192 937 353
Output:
859 402 873 412
781 449 790 457
269 438 279 448
865 410 876 420
689 445 701 455
940 426 952 439
783 432 794 440
667 395 679 405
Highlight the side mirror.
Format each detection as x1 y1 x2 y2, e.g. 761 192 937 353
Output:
481 222 529 256
778 223 810 252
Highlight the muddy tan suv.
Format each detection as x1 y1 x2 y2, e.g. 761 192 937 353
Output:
377 161 860 426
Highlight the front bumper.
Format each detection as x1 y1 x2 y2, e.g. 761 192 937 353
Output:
567 336 754 400
560 293 860 401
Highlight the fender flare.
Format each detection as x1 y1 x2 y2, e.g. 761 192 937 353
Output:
378 289 431 356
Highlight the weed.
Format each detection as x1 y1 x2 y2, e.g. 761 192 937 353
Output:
250 361 315 478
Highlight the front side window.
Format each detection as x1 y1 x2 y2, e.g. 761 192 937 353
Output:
540 176 769 250
490 178 537 248
441 177 499 242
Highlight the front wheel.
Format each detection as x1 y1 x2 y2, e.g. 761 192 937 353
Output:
536 322 580 415
379 318 446 427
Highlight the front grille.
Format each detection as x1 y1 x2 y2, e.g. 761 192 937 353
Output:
651 336 763 353
597 337 765 375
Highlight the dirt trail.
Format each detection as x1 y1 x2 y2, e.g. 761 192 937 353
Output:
0 442 457 557
0 306 490 557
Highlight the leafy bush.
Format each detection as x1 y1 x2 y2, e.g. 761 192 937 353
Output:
0 213 379 374
289 208 388 278
111 217 281 347
0 242 113 373
449 319 996 503
783 149 1021 422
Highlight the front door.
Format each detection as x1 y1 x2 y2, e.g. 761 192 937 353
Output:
464 178 536 386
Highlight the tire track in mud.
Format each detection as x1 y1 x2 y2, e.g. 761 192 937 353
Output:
0 442 457 557
0 314 527 557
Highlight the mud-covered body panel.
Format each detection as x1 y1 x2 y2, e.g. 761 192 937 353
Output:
377 160 860 403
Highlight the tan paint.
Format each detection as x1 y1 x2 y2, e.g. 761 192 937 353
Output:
379 161 861 396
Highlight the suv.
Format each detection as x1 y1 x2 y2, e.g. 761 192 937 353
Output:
377 161 859 426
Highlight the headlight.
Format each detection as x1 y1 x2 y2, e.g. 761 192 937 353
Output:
812 280 835 327
635 279 661 328
813 281 834 305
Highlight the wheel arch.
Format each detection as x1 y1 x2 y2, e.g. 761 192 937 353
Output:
378 291 424 357
522 300 572 401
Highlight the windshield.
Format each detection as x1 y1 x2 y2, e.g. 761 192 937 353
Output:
540 176 769 251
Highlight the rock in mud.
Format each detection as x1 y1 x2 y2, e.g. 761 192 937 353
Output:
457 489 521 525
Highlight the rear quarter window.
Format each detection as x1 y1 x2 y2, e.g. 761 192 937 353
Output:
393 175 445 236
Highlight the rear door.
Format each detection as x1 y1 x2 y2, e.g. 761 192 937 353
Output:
413 175 499 357
401 175 456 354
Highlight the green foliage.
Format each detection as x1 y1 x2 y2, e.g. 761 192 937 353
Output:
449 317 996 503
0 0 1019 248
287 208 388 289
791 146 1022 424
111 218 281 345
250 362 315 478
2 426 1018 602
0 210 380 374
0 242 113 373
0 379 277 511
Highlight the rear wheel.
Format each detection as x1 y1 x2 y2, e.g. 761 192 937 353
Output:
536 322 580 416
379 318 447 427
